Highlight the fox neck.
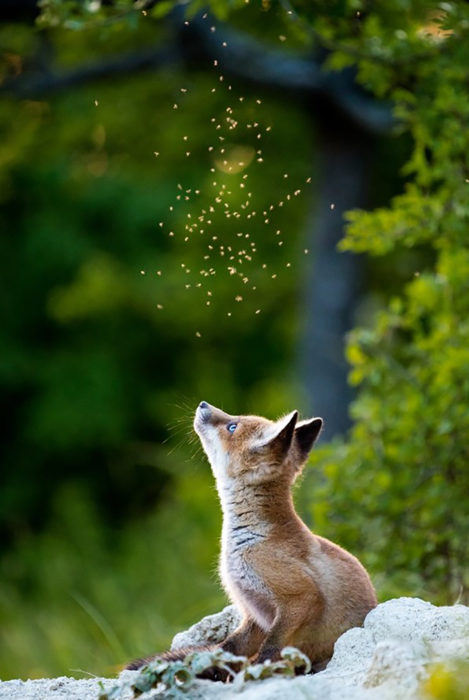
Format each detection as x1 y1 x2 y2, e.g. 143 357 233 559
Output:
216 473 296 543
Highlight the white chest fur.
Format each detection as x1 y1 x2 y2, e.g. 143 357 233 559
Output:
217 483 276 628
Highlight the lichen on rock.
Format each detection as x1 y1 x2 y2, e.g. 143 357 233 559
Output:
1 598 469 699
171 605 241 652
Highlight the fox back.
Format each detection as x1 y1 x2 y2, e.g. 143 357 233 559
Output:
194 401 377 670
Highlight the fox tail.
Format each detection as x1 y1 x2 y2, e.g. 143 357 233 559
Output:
126 645 214 671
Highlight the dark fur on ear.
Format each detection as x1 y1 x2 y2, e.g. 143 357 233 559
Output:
294 418 323 461
260 410 299 459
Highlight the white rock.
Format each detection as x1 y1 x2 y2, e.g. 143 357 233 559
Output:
171 604 241 651
0 677 120 700
364 597 469 643
2 597 469 699
325 625 375 680
363 638 429 690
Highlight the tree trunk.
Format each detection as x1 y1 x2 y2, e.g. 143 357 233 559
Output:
301 123 372 440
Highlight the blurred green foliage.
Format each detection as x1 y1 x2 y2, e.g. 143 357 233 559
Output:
0 4 313 679
2 0 469 683
303 0 469 603
423 661 469 699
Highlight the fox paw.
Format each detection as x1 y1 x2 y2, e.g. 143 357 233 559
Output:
254 646 281 664
196 666 231 682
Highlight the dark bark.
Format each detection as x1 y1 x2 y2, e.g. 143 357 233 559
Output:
301 122 371 439
1 45 180 97
183 18 393 135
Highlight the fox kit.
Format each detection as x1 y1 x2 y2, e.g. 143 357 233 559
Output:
193 401 377 670
128 402 376 673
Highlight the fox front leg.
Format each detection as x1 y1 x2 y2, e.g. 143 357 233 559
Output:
220 617 266 658
255 604 310 665
196 618 265 683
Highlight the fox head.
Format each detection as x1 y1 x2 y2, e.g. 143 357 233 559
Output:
194 401 322 486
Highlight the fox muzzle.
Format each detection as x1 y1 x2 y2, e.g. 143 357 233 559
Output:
195 401 235 428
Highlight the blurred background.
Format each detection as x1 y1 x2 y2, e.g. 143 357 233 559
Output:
1 0 468 682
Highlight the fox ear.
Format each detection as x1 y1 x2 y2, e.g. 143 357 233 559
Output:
294 418 323 461
260 410 298 457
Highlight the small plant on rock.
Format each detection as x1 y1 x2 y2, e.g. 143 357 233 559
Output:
98 646 311 699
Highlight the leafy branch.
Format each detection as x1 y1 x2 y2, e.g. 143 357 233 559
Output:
98 647 311 699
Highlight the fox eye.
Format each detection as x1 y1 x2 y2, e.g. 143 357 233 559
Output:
227 423 237 433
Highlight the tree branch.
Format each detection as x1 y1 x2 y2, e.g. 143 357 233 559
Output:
183 16 394 134
1 45 180 97
1 5 394 135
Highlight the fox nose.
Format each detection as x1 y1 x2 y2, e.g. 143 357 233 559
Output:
197 401 212 424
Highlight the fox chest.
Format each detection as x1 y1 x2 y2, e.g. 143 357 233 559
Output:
220 528 276 628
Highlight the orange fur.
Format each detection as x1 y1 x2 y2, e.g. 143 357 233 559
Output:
194 402 377 670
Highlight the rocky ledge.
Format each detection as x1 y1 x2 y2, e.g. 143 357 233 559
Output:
1 597 468 699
